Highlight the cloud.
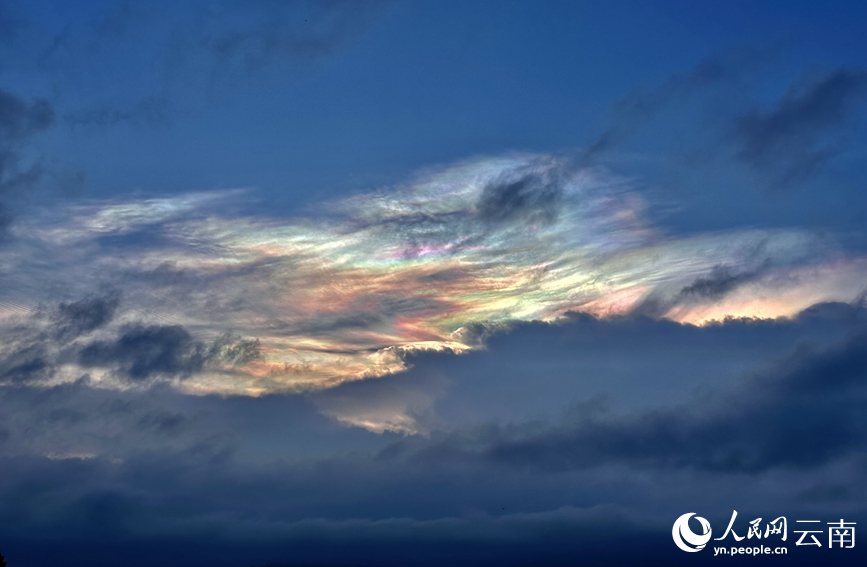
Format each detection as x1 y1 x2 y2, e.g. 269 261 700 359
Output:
64 96 170 129
0 302 866 565
470 323 867 474
0 291 121 385
312 301 867 434
634 260 773 318
733 68 867 186
77 325 262 382
0 88 55 239
55 291 121 341
0 89 54 141
0 1 388 143
78 324 205 381
3 155 866 393
583 53 867 194
0 292 261 387
0 342 51 384
191 0 389 75
476 163 565 225
583 49 759 160
678 262 769 300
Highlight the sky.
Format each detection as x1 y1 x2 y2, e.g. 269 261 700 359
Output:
0 1 867 566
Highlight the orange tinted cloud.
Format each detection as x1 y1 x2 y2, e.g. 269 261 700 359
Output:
4 155 866 395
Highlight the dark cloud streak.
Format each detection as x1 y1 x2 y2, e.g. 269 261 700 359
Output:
0 294 261 385
0 88 55 239
194 0 389 75
678 261 770 300
56 292 120 341
733 68 867 187
583 53 741 161
477 167 564 225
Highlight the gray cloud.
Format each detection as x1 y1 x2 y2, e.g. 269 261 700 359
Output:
678 261 769 300
55 291 121 342
0 342 50 384
315 301 867 439
477 167 564 225
733 68 867 186
584 51 752 161
583 53 867 195
2 1 387 144
467 326 867 474
0 88 55 239
1 302 866 565
205 333 262 367
631 258 774 318
0 291 123 385
0 294 260 385
78 325 206 381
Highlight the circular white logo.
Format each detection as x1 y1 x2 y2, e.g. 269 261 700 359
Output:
672 512 712 552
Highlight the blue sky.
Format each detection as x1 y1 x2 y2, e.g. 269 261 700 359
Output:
1 1 867 566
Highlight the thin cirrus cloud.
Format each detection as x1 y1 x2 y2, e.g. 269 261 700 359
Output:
2 154 866 397
733 68 867 186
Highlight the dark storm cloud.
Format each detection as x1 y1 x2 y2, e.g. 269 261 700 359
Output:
477 169 564 225
136 411 191 436
733 68 867 186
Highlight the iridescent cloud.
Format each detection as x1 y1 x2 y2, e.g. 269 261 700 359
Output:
2 154 865 395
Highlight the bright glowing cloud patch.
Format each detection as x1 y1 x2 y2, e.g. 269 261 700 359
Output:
2 155 864 396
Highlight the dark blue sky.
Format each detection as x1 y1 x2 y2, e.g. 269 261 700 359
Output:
1 2 867 566
8 1 867 213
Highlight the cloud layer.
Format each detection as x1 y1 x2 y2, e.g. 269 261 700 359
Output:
1 302 865 566
1 154 865 395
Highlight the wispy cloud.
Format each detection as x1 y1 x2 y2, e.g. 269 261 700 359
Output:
733 68 867 186
0 88 55 238
2 155 865 395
